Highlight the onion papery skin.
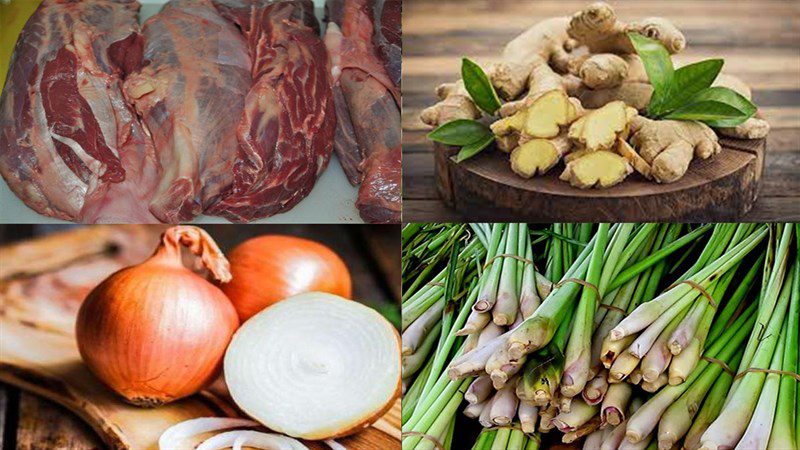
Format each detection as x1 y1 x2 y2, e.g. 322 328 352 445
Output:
222 236 352 321
224 292 400 440
76 256 239 407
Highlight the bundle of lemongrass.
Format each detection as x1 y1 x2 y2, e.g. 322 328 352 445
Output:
402 223 798 450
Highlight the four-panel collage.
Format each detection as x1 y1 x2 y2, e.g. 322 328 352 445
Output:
0 1 798 449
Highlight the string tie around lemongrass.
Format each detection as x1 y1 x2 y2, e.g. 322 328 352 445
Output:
598 303 628 315
482 253 536 270
733 367 800 382
701 356 735 376
401 431 445 450
665 280 717 308
554 278 601 299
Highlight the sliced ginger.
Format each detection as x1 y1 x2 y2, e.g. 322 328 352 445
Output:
492 89 578 141
560 151 633 189
615 138 652 179
510 134 572 178
568 101 636 151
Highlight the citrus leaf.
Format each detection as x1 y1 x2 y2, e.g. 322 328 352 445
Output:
683 86 757 127
657 59 724 116
428 119 491 146
663 100 749 122
461 58 502 115
455 133 495 163
628 32 674 116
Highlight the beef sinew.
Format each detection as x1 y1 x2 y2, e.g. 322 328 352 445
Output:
325 0 402 224
206 0 336 222
124 0 251 223
0 0 160 223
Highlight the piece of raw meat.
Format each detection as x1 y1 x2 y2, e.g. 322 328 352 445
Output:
325 0 401 223
206 0 336 222
0 0 160 223
372 0 401 89
124 0 251 223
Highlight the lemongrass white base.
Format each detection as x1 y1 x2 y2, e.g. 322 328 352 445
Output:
225 293 400 440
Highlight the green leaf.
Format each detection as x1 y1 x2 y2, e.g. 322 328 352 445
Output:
455 133 495 163
656 59 724 116
682 86 757 127
427 119 491 146
628 32 674 115
461 58 502 115
663 100 749 122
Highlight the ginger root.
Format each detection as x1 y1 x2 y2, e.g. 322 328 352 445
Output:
616 138 652 179
568 101 637 151
560 151 633 188
510 133 572 178
492 90 578 140
628 116 720 183
420 81 482 126
568 2 685 55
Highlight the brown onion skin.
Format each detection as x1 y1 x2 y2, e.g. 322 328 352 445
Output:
222 235 352 321
76 255 239 407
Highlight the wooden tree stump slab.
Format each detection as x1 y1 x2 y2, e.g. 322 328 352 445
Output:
434 137 766 222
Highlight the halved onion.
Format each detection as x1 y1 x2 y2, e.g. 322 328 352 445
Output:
158 417 258 450
224 292 401 440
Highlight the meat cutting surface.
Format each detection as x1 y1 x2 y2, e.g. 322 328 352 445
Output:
124 0 251 223
205 0 336 222
0 0 159 223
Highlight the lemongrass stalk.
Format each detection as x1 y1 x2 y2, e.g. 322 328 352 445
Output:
405 374 468 433
465 375 493 405
584 429 605 450
489 428 510 450
559 395 573 413
487 345 526 389
699 261 795 449
682 360 738 450
403 378 471 450
667 335 703 386
478 394 495 428
507 429 526 450
403 355 434 423
517 224 528 283
640 372 668 392
403 301 445 355
597 223 636 294
706 252 763 343
601 382 632 426
629 367 643 385
640 305 691 382
602 334 636 369
494 224 519 325
563 416 601 443
768 260 798 450
403 321 443 378
601 424 628 450
477 322 504 347
611 226 767 340
732 224 794 393
490 379 519 426
519 235 541 319
463 400 486 419
735 319 787 449
519 401 539 434
561 223 611 397
626 294 694 358
619 433 654 450
471 427 493 450
600 223 656 294
626 305 756 443
525 433 541 450
608 224 712 291
539 401 557 432
403 238 484 309
535 272 553 299
448 331 510 379
456 309 490 335
475 230 508 313
608 350 640 382
658 351 743 450
531 361 561 406
507 225 620 359
552 397 599 432
463 331 479 354
582 371 609 405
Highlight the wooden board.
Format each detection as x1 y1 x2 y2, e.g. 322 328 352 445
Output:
0 226 400 450
433 137 766 222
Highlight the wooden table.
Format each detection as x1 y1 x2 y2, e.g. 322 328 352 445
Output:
403 0 800 222
0 224 400 449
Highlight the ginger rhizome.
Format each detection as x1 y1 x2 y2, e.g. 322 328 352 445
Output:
567 101 637 152
559 151 634 189
628 116 721 183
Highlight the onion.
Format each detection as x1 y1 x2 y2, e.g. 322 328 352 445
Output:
196 430 308 450
159 417 259 450
222 235 352 321
76 226 239 406
224 292 400 439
